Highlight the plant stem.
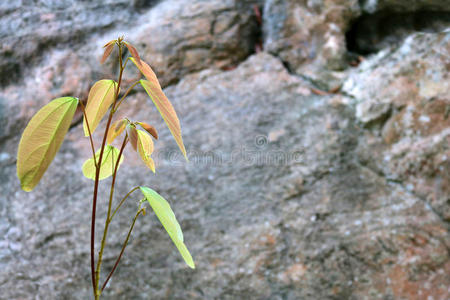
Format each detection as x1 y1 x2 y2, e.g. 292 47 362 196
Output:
122 57 131 71
114 81 140 112
91 41 125 300
79 100 98 167
95 134 128 297
109 186 140 222
101 207 145 292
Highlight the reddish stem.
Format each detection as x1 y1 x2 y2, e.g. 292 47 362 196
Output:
91 41 125 299
101 208 144 292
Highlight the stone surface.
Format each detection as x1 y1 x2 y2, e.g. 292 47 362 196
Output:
263 0 450 87
263 0 360 73
0 0 140 87
344 31 450 221
0 0 449 299
125 0 261 86
359 0 450 13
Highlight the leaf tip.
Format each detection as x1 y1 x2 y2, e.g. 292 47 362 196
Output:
137 122 158 140
124 41 141 65
21 184 33 192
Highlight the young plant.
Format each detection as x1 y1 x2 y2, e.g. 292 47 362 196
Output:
16 37 194 299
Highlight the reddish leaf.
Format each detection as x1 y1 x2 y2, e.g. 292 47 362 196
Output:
137 122 158 140
126 124 138 151
138 77 187 160
131 56 187 159
124 41 141 64
107 118 128 144
101 40 115 64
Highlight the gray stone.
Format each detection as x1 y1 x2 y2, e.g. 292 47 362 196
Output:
0 0 138 86
0 0 449 299
263 0 450 85
345 31 450 221
263 0 360 73
125 0 261 86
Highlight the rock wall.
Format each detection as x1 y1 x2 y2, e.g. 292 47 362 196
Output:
0 0 449 299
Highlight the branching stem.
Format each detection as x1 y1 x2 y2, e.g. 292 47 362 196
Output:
92 41 125 300
114 80 140 112
95 133 128 298
110 186 140 222
123 56 131 70
101 207 145 292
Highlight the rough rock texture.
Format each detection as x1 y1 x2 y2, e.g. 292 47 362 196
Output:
1 0 449 299
344 31 450 222
126 0 261 86
263 0 450 87
0 0 140 87
264 0 360 72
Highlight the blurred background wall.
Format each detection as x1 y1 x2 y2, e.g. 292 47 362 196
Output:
1 0 449 299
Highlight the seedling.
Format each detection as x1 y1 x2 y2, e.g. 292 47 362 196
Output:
16 37 194 299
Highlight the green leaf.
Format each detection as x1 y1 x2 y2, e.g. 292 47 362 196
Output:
82 145 124 180
17 97 79 192
130 57 187 160
140 187 195 269
83 79 117 137
136 129 155 173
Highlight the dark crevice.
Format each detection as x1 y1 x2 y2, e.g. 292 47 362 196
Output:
35 231 71 249
251 4 264 54
346 10 450 55
132 0 161 11
218 3 264 72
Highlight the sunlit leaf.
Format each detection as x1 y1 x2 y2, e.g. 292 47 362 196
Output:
136 129 155 173
129 57 186 159
126 124 138 151
101 40 115 64
83 79 117 137
136 77 186 160
124 41 141 64
107 118 127 144
137 122 158 139
173 238 195 270
17 97 79 192
82 145 123 180
140 187 195 269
